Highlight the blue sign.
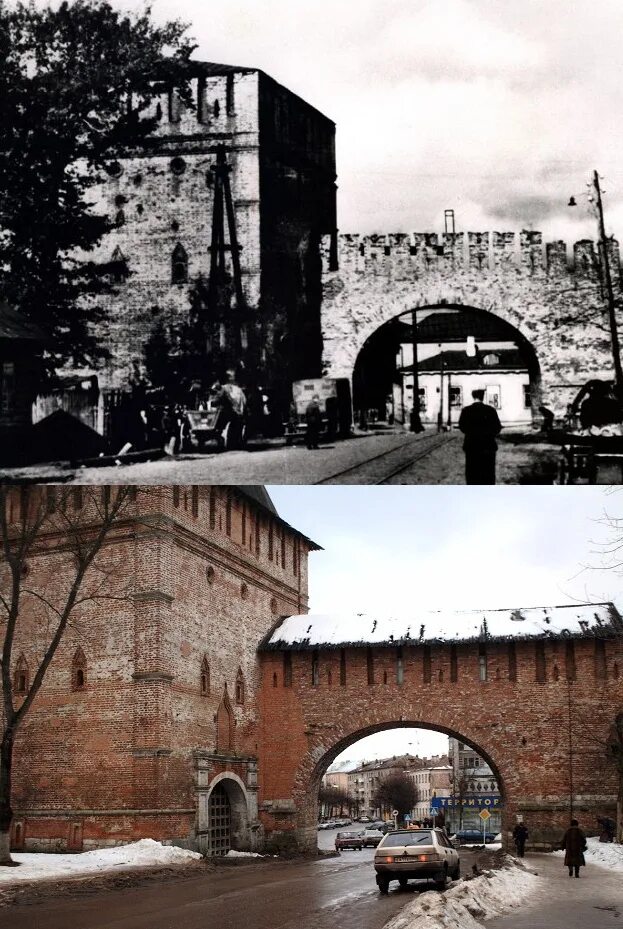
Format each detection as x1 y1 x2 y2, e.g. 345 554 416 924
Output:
431 796 501 810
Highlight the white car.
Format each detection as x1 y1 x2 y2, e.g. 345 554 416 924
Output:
374 828 460 893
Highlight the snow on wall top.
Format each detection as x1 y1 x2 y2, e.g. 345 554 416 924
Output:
262 603 622 650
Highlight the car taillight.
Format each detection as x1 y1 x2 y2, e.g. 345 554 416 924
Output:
379 856 394 863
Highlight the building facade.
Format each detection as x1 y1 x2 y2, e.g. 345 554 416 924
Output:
86 62 336 408
445 737 502 833
410 763 452 824
9 485 318 855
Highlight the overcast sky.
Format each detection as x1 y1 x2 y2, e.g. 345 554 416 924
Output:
135 0 623 241
268 485 623 763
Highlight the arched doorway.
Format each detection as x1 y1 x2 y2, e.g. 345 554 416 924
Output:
199 774 251 855
351 305 541 428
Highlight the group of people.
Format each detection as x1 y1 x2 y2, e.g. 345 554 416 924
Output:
512 816 617 877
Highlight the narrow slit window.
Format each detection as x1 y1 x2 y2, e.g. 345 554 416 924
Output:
200 656 210 695
595 638 607 679
235 667 245 704
311 650 320 687
450 644 458 682
283 652 292 687
535 641 546 683
396 646 404 685
339 649 346 686
423 645 431 684
478 644 488 682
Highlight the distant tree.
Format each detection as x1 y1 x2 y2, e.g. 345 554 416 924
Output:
318 785 352 819
0 486 137 864
0 0 195 380
373 772 417 820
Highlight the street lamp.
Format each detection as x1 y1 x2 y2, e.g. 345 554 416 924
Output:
569 170 623 390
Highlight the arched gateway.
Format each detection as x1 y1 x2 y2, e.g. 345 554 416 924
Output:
257 604 623 852
320 232 622 416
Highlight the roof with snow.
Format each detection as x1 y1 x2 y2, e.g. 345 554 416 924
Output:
261 603 622 650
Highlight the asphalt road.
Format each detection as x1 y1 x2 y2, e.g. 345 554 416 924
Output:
2 830 476 929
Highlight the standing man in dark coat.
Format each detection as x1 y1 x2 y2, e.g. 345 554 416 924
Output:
458 389 502 484
561 818 587 877
305 394 322 449
513 821 528 858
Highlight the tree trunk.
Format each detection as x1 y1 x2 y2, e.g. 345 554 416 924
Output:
0 730 14 865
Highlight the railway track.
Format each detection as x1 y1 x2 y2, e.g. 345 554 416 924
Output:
315 432 458 485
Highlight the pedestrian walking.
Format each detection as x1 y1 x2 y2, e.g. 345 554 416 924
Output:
305 394 322 449
458 389 502 484
561 818 587 878
221 369 247 449
161 405 178 456
513 821 528 858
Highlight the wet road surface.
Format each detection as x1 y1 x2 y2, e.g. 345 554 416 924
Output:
2 831 480 929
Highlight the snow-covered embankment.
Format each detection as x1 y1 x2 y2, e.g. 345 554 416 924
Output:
383 856 541 929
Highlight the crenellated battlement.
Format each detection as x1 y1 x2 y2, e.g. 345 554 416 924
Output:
321 231 621 279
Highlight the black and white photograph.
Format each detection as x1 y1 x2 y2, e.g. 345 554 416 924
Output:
3 3 623 929
2 0 623 483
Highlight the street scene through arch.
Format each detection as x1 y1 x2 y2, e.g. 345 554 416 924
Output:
318 724 503 843
352 305 540 430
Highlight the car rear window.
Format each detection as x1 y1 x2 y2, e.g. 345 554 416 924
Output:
338 832 357 838
381 831 433 847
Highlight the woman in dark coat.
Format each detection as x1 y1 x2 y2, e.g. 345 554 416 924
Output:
561 818 587 877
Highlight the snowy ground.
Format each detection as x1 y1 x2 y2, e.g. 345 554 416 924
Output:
0 839 201 884
553 835 623 871
384 856 541 929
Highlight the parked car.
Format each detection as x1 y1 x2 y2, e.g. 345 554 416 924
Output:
335 831 364 851
450 829 497 846
362 828 384 847
374 828 460 893
370 820 391 833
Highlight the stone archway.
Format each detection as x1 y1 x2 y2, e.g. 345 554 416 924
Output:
198 772 251 855
313 722 505 838
257 611 623 855
320 232 621 415
351 304 541 426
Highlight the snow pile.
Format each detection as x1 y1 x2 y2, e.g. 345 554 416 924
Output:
384 857 540 929
553 836 623 872
0 839 201 884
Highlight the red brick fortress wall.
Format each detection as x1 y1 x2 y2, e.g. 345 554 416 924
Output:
257 635 623 852
9 486 313 852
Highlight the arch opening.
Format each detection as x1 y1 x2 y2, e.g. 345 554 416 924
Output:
199 774 250 856
312 722 505 848
352 305 542 430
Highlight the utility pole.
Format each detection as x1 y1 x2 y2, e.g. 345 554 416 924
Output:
437 345 444 434
593 171 623 390
410 310 424 432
